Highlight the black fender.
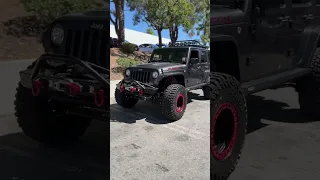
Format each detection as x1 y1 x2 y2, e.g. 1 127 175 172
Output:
210 34 241 79
162 72 185 85
204 69 210 83
296 25 320 68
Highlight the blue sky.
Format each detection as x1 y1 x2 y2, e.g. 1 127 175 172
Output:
110 3 201 42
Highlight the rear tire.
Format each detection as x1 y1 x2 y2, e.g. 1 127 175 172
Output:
14 82 91 146
297 47 320 118
161 84 187 121
210 72 248 180
115 88 139 108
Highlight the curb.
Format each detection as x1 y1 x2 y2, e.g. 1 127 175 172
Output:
110 80 121 98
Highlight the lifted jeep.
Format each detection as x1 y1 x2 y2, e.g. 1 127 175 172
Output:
210 0 320 179
14 9 110 145
115 40 210 121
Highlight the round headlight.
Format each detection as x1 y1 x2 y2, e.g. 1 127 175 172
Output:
152 71 159 78
125 69 131 76
51 25 64 46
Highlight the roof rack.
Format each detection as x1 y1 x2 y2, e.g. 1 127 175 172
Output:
168 40 208 49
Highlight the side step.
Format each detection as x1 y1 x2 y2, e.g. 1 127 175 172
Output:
186 83 208 91
241 68 311 95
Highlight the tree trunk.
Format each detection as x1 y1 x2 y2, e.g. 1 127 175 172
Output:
169 25 178 43
157 29 163 47
113 0 120 41
118 0 125 46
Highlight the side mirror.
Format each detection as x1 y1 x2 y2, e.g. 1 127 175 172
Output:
190 58 198 65
182 57 186 63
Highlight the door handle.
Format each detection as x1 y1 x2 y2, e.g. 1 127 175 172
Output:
261 16 292 29
278 16 293 28
301 14 314 21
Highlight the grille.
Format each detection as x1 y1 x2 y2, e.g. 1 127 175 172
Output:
65 29 109 68
130 70 151 83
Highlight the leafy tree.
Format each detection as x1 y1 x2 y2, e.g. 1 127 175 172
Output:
22 0 96 25
146 27 155 35
110 0 125 45
127 0 169 47
190 0 209 45
166 0 194 43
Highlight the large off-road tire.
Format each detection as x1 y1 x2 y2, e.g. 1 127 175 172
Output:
210 72 248 180
297 47 320 118
161 84 187 121
14 82 91 146
115 88 139 108
203 85 211 100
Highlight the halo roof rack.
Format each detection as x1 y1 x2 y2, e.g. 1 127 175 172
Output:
168 40 208 49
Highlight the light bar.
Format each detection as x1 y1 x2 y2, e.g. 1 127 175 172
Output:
168 40 202 47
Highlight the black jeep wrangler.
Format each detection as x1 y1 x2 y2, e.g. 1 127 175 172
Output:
14 9 110 145
210 0 320 179
115 40 210 121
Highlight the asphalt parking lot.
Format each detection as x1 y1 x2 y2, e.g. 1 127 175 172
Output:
110 87 320 180
0 60 319 180
110 90 210 180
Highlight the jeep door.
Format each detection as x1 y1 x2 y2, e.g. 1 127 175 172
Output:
249 0 293 78
186 49 202 87
288 0 317 65
315 0 320 24
199 50 210 83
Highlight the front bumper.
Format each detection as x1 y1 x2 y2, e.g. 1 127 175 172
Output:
116 79 158 100
19 53 110 110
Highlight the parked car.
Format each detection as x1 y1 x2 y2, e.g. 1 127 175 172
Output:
123 40 139 51
138 43 159 53
115 40 210 121
14 9 109 146
156 44 167 48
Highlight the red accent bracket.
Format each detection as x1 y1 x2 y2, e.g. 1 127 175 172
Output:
32 79 44 96
120 85 125 92
94 89 105 107
139 89 144 96
67 83 81 96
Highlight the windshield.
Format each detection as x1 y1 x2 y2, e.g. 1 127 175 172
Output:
150 48 189 64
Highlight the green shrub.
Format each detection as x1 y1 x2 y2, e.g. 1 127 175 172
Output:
116 58 139 69
21 0 96 25
121 42 137 54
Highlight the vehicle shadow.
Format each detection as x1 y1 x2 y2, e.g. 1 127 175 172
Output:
246 93 316 134
0 120 110 180
111 86 312 132
110 90 208 124
188 91 207 101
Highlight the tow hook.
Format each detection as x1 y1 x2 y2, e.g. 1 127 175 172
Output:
67 83 81 96
94 89 105 107
32 78 44 96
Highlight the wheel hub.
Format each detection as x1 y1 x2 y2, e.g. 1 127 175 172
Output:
211 102 238 161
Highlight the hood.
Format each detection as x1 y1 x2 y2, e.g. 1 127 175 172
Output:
55 9 109 21
130 62 185 70
210 6 245 26
51 10 109 31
